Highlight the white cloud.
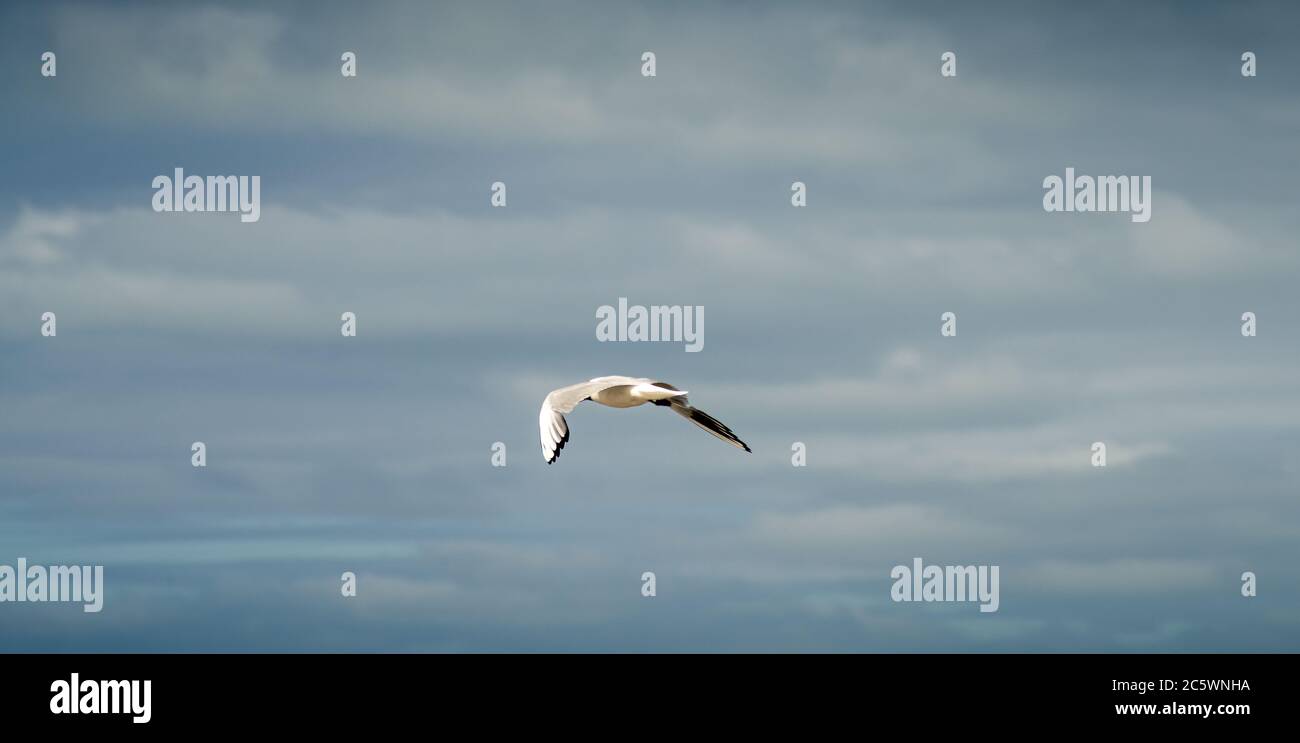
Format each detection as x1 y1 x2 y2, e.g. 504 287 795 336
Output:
750 503 1012 551
1020 559 1218 593
800 431 1171 481
1127 193 1246 277
41 3 1069 168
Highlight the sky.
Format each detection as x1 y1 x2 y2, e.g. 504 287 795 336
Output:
1 0 1297 651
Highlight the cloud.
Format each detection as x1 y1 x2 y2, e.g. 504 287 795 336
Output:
35 2 1069 170
3 0 1300 652
800 431 1172 481
0 207 80 266
1127 193 1249 278
1020 559 1219 594
750 503 1013 551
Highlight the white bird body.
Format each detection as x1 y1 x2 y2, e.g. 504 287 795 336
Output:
539 375 750 464
590 379 685 407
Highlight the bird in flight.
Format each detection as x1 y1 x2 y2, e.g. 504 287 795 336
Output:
539 375 751 464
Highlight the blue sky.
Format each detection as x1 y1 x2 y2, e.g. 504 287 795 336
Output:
1 0 1298 651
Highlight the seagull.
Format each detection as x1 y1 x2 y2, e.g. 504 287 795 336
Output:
539 375 751 464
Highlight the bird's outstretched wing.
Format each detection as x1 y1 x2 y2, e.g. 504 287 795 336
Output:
538 378 630 464
651 382 751 453
538 403 570 465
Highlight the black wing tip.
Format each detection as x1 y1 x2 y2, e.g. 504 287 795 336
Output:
688 408 751 454
545 427 570 464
